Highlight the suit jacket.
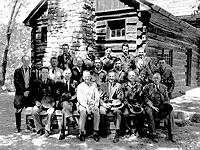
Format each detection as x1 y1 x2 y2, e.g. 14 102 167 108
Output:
142 82 170 106
90 68 107 87
100 55 116 72
111 68 127 84
31 78 55 103
158 68 175 93
99 82 123 105
122 82 143 105
56 79 78 102
14 66 36 95
77 82 99 108
58 53 73 70
119 53 136 71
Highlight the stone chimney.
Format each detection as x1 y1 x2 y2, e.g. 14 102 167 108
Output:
43 0 95 66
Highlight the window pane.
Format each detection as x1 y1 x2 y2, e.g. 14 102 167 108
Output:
111 30 115 37
122 28 125 36
117 29 121 37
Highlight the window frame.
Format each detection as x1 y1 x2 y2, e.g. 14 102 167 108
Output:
107 19 126 40
157 48 173 67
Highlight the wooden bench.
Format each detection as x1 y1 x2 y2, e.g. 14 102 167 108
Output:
24 107 144 135
24 107 79 135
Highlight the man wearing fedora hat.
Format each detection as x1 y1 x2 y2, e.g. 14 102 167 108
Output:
142 72 175 142
122 70 144 136
56 68 79 140
31 67 56 137
99 71 124 143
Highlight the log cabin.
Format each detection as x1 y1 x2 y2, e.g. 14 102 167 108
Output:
95 0 200 97
23 0 200 97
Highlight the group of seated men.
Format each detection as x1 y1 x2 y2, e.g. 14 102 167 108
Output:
13 43 175 143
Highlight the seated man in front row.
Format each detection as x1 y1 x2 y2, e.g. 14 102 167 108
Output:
56 68 78 140
99 71 124 143
122 70 144 136
142 72 175 142
31 67 56 137
77 70 100 142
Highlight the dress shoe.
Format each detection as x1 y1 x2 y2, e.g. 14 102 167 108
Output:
113 133 120 143
45 130 51 137
78 132 85 142
15 127 21 133
27 126 36 132
93 131 100 142
37 129 45 136
59 131 65 140
151 136 158 143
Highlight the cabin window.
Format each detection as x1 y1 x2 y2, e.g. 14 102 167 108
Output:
41 26 47 43
157 49 173 66
107 19 125 39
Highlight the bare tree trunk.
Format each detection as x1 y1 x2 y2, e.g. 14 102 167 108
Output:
1 0 20 86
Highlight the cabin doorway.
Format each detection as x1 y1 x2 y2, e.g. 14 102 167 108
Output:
186 48 192 86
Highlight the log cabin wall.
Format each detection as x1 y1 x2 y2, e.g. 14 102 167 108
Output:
31 9 48 67
145 5 200 97
96 0 200 97
95 0 141 56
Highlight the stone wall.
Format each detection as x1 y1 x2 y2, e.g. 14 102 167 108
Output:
43 0 95 66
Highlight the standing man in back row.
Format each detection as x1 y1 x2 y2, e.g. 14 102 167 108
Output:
157 58 175 99
119 43 136 71
58 44 73 70
13 55 36 133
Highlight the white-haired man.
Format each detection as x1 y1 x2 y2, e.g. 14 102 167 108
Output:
77 70 100 142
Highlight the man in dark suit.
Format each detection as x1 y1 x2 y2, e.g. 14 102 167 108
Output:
99 71 124 143
58 44 73 70
157 58 175 99
56 68 78 140
31 67 55 136
142 72 175 142
13 55 36 133
111 57 127 84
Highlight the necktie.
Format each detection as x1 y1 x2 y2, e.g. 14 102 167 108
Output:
25 67 28 73
52 68 56 74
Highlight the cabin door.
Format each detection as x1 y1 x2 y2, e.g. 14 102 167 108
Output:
186 48 192 86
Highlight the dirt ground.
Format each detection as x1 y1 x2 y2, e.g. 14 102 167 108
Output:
0 92 200 150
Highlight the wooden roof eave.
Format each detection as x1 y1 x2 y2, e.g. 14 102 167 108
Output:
23 0 47 27
120 0 200 37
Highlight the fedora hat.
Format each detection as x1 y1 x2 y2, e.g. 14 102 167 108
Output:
127 103 143 114
41 96 55 108
111 99 124 110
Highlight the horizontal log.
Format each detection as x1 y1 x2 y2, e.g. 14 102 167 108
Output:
96 28 106 34
147 38 179 51
174 79 186 87
96 11 137 21
171 67 186 74
126 33 137 40
147 34 197 52
126 17 138 24
174 73 186 81
149 9 199 36
96 20 106 28
173 59 186 67
173 52 187 60
126 25 137 32
148 22 197 45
